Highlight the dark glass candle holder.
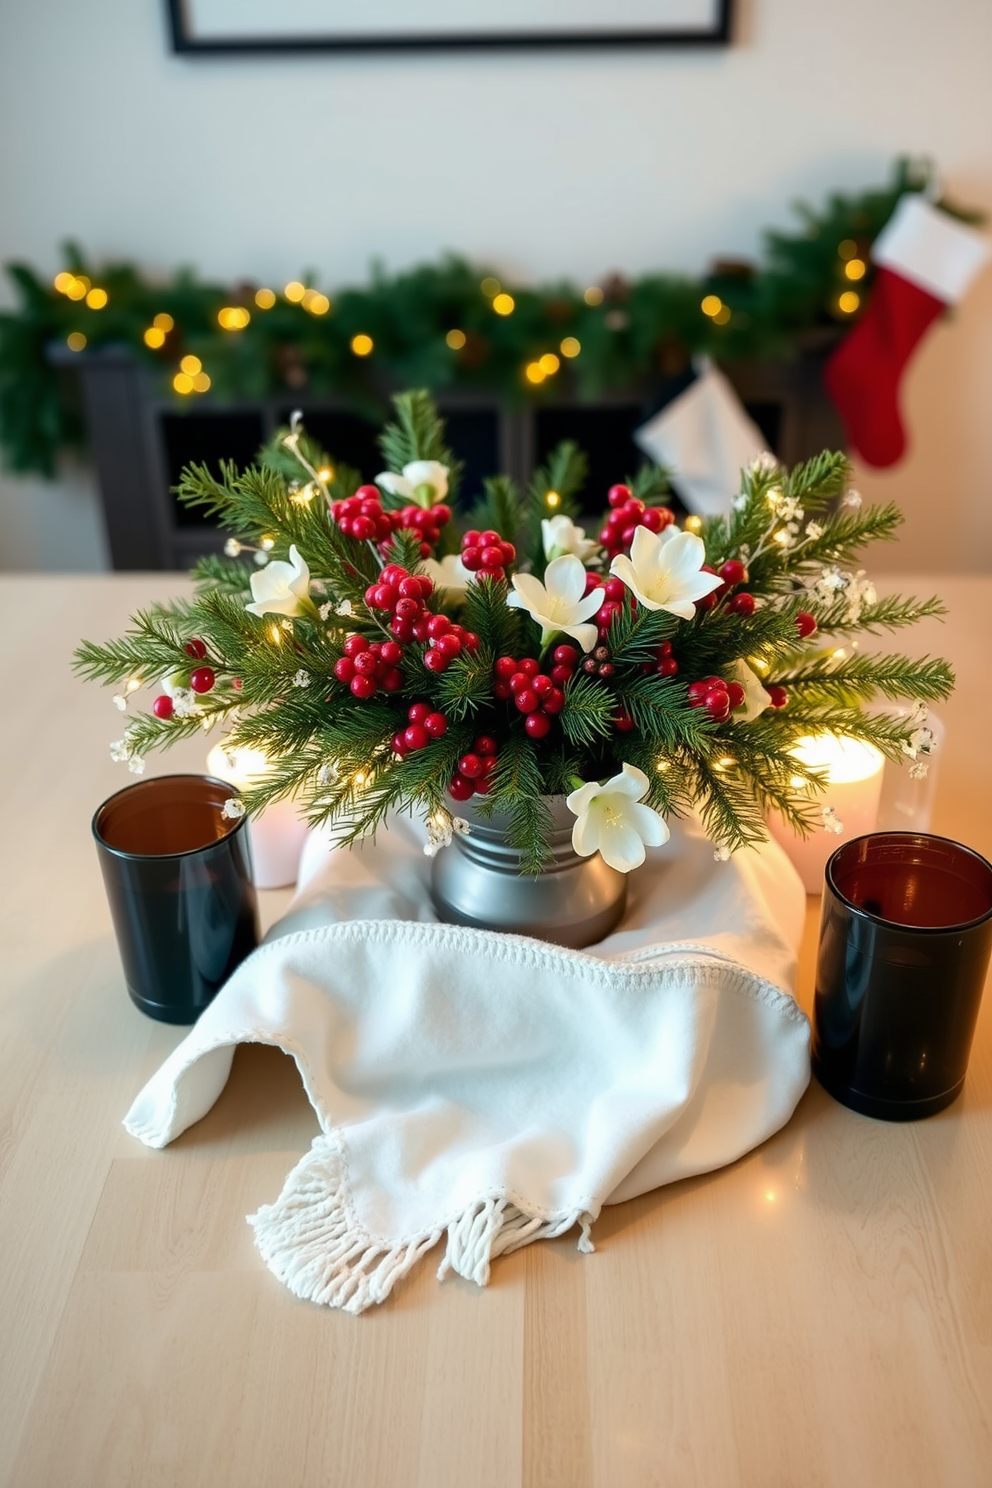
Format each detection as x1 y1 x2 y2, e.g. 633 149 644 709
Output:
812 832 992 1120
93 774 260 1024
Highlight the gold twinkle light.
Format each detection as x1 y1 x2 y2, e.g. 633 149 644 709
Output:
143 327 166 349
180 355 202 375
701 294 723 317
284 281 306 303
255 288 276 309
445 329 467 350
65 276 90 301
85 287 108 310
539 353 560 376
66 332 87 352
217 305 251 330
583 286 604 306
53 272 75 294
525 361 546 385
544 490 561 508
153 313 174 331
480 276 501 298
350 333 374 357
844 259 867 281
492 293 515 316
560 336 581 358
838 291 860 315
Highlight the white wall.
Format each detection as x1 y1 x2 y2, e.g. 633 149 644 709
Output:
1 0 990 571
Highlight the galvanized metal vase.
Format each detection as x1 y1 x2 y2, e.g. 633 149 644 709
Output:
431 795 627 949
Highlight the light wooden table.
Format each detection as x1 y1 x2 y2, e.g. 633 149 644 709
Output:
2 574 990 1488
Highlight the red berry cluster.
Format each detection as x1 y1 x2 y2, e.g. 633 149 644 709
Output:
392 701 449 756
364 564 435 639
642 639 679 678
331 485 398 544
449 735 499 800
688 675 747 722
333 634 405 699
492 656 565 738
599 484 675 558
460 528 516 581
697 558 752 614
583 573 631 641
422 612 481 674
394 502 452 558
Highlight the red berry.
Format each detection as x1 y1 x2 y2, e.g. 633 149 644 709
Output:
462 529 481 547
352 651 379 676
392 732 409 756
426 613 450 639
448 773 475 801
514 688 539 714
411 619 431 642
704 689 730 720
380 640 403 666
398 576 423 600
424 650 449 673
480 529 501 547
355 484 380 501
333 657 355 683
350 675 376 699
718 559 747 586
380 668 404 692
499 542 516 565
390 618 414 642
152 694 174 720
509 672 530 695
434 634 462 659
394 597 420 621
550 665 573 687
189 666 215 694
542 687 565 715
433 504 452 525
519 658 540 677
480 546 503 568
343 634 369 657
796 611 818 638
603 577 626 602
614 709 635 732
351 516 376 541
474 735 497 756
407 702 430 725
461 546 483 571
404 723 428 751
462 632 481 652
727 681 746 709
184 638 207 659
767 685 789 709
688 681 709 704
381 564 406 585
532 674 553 698
425 712 448 739
524 712 552 738
495 656 518 678
493 680 513 700
373 583 399 610
658 658 679 678
232 678 242 691
554 644 579 667
598 662 615 678
608 483 632 508
458 753 485 779
729 593 756 617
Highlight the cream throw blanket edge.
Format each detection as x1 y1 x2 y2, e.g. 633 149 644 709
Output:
124 820 811 1314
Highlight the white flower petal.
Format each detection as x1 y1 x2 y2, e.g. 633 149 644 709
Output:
563 621 600 653
376 472 415 499
402 460 448 500
612 763 651 799
544 554 588 607
508 572 548 612
627 802 669 847
571 812 601 858
597 819 648 873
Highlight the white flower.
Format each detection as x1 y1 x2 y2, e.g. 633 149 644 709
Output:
843 489 863 509
376 460 449 508
422 553 473 594
423 808 471 858
541 515 599 563
223 537 242 557
127 755 145 776
822 806 844 834
806 521 824 541
507 554 603 652
609 526 722 621
112 693 128 712
728 660 773 722
292 669 310 688
751 451 779 474
246 543 310 618
566 764 669 874
221 797 246 820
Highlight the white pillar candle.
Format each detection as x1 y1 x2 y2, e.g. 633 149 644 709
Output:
206 743 309 890
768 734 885 895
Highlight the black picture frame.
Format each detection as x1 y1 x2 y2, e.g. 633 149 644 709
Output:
166 0 733 55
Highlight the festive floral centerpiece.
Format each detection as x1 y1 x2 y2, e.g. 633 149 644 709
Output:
74 391 950 875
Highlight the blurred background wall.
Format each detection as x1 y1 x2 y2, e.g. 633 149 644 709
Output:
1 0 989 572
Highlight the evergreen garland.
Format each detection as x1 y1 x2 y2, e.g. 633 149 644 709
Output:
3 160 981 478
73 389 952 873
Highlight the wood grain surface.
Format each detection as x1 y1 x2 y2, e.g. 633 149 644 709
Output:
1 575 990 1488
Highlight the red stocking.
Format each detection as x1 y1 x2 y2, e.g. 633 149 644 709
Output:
824 195 989 469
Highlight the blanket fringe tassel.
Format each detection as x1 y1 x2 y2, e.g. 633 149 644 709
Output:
248 1133 595 1314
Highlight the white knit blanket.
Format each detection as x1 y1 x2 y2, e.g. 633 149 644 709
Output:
124 815 810 1314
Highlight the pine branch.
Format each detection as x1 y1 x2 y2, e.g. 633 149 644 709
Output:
815 592 946 636
488 736 555 874
783 450 851 508
558 673 616 749
773 652 954 706
73 608 193 685
377 390 463 498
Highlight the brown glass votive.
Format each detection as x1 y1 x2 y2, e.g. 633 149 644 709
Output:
93 774 259 1024
812 832 992 1120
